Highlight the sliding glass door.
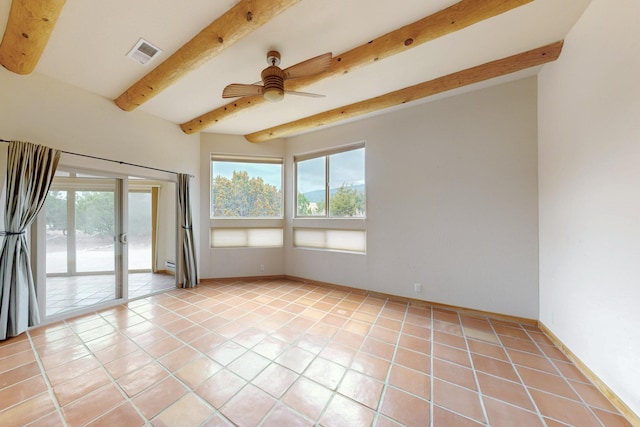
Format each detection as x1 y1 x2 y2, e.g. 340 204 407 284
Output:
39 170 177 318
44 172 123 317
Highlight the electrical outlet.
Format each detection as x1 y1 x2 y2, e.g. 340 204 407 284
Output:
414 283 422 293
260 264 265 272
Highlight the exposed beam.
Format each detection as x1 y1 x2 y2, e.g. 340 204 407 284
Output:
0 0 66 75
180 0 533 134
114 0 300 112
245 41 564 143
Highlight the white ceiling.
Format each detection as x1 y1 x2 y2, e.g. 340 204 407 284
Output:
1 0 591 138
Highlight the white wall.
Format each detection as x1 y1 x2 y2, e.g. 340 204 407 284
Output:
538 0 640 416
0 69 200 280
199 133 286 278
286 77 540 319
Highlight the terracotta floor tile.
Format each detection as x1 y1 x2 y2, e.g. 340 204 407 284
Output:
1 279 625 427
85 402 144 427
152 393 214 427
388 364 431 399
282 377 332 420
432 379 485 424
0 360 41 389
437 353 479 387
467 339 509 361
252 335 288 360
591 407 635 427
227 351 270 381
61 383 126 427
569 379 618 412
142 335 184 358
337 369 384 410
117 362 169 397
319 341 357 367
350 352 390 381
0 392 57 426
433 342 472 367
46 354 101 385
319 394 375 427
471 353 519 382
393 347 430 373
253 363 299 398
528 388 602 427
508 348 557 374
208 341 247 366
40 344 92 370
92 339 139 364
132 376 188 419
483 396 544 427
303 357 346 390
275 346 315 374
380 386 430 427
433 330 466 349
221 384 276 427
104 349 153 379
260 403 311 427
476 372 535 411
517 365 579 400
361 337 395 360
432 405 485 426
195 369 247 408
158 345 201 372
53 367 112 406
0 375 48 411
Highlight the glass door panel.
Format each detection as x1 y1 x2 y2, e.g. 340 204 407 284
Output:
44 172 122 317
45 190 68 274
128 191 152 270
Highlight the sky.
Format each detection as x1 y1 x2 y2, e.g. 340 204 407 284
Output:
211 147 365 194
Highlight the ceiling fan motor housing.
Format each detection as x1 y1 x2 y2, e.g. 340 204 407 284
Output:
261 65 285 102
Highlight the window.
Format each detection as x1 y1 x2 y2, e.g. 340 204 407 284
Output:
211 155 283 218
295 144 365 218
294 143 366 253
210 155 284 248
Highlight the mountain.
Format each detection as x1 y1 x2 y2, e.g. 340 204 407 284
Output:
303 184 365 203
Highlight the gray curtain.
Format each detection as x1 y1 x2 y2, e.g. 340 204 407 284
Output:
177 173 198 288
0 141 60 340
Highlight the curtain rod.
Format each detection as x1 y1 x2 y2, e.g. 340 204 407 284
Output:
0 139 193 178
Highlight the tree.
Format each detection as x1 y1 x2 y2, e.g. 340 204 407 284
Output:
75 191 115 237
330 184 365 217
297 192 312 216
212 171 281 217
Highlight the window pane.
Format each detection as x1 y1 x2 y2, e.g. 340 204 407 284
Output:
297 157 326 216
128 191 152 270
45 191 68 274
329 148 365 217
75 190 115 272
211 160 282 218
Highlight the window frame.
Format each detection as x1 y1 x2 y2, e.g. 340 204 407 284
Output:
209 154 284 249
294 142 366 219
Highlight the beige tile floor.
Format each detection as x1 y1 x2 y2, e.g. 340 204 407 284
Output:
0 279 633 426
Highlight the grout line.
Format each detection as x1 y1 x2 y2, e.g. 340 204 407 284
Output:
458 312 490 425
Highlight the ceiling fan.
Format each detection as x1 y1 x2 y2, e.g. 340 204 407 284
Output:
222 50 332 102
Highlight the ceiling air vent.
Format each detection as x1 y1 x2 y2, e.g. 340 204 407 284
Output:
126 38 162 66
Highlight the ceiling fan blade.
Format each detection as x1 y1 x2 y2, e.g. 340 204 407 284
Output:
284 90 325 98
222 84 264 98
283 52 332 80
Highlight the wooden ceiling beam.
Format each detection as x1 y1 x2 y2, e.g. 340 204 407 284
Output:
0 0 66 75
180 0 533 134
114 0 300 112
244 41 564 143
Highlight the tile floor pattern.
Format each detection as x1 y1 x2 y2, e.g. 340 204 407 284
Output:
0 279 633 427
46 272 176 316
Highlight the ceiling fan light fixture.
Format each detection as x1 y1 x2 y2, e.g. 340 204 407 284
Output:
263 86 284 102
